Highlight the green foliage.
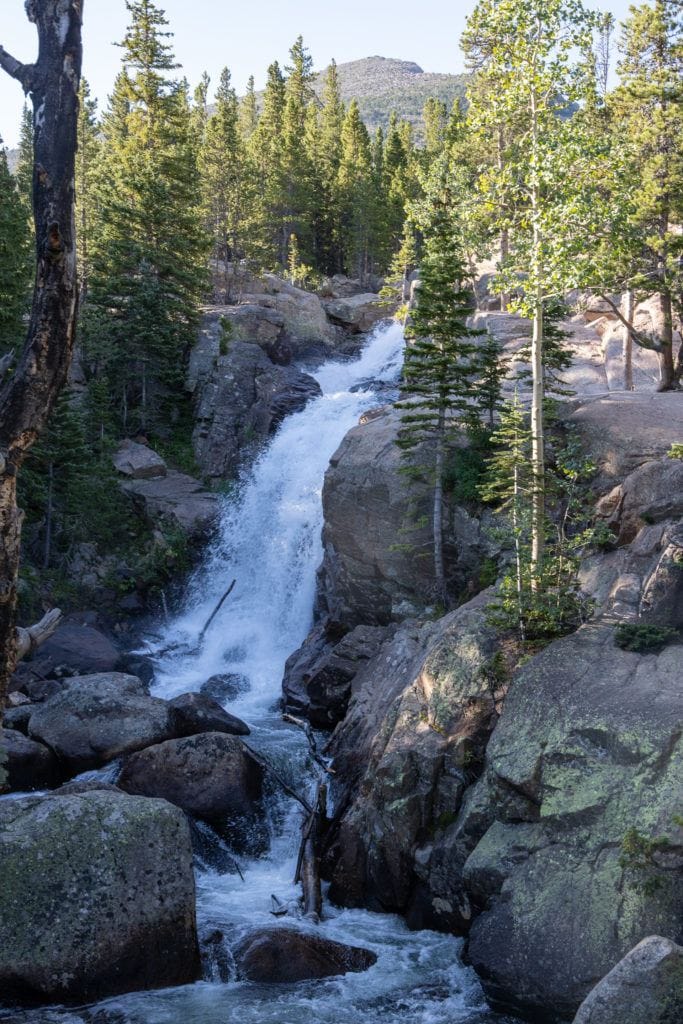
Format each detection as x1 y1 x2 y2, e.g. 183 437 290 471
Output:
668 444 683 461
614 623 679 653
0 144 32 354
619 826 672 895
443 436 492 505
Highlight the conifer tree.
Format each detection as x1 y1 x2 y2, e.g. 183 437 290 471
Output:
0 143 31 354
85 0 208 431
281 37 317 264
75 80 100 303
248 61 287 267
14 103 33 221
239 75 259 141
338 100 375 282
316 60 345 273
397 173 480 603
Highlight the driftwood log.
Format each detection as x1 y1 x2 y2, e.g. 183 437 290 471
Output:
15 607 62 661
294 783 327 922
0 1 83 710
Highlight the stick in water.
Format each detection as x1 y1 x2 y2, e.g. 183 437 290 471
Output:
198 579 237 646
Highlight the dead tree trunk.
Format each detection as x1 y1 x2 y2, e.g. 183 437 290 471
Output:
0 1 84 710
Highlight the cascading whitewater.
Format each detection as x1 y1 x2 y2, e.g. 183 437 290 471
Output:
150 321 406 716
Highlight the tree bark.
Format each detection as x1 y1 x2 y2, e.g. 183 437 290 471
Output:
0 1 83 710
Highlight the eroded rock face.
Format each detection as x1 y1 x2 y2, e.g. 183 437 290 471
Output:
317 406 489 629
324 593 500 924
463 623 683 1022
282 621 392 727
191 331 322 481
28 673 175 774
0 790 200 1003
121 470 219 539
572 936 683 1024
323 293 389 333
233 927 377 983
117 732 264 848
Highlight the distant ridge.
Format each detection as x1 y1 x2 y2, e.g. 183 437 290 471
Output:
314 56 468 139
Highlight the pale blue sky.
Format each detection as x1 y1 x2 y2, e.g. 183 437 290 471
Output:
1 0 638 148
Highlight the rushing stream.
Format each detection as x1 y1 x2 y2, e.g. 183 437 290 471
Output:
1 323 513 1024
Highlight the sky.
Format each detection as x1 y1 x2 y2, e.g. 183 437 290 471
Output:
1 0 639 148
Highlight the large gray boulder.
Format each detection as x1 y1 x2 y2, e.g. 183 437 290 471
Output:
118 732 263 844
596 457 683 545
323 293 389 333
463 623 683 1022
28 673 175 774
0 790 200 1003
572 936 683 1024
121 469 219 539
112 439 167 480
0 727 61 792
168 692 250 738
233 927 377 983
318 405 489 628
27 618 123 678
325 592 500 923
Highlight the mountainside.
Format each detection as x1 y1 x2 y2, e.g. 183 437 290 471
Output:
313 56 468 138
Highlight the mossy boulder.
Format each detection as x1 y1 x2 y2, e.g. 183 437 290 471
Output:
462 623 683 1022
0 789 200 1004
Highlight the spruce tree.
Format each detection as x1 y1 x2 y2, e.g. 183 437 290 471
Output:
281 37 317 264
85 0 208 432
239 75 259 141
338 100 374 282
0 143 31 355
316 60 345 273
248 61 287 267
75 79 100 303
397 176 480 604
14 104 34 222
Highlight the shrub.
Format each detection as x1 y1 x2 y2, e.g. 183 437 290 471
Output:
614 623 679 653
667 443 683 460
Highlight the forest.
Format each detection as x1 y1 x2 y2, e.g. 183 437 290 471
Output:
0 1 681 1023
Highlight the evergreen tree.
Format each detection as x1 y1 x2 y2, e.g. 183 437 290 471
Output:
315 60 345 273
199 67 250 267
14 103 34 221
85 0 208 432
248 61 287 267
0 143 32 355
281 36 317 264
423 98 448 159
338 100 374 282
239 75 259 141
471 331 507 430
397 173 480 603
75 79 100 303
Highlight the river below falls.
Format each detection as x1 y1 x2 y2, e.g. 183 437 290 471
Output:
0 323 516 1024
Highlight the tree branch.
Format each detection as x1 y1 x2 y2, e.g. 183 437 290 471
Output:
0 45 34 91
597 294 664 354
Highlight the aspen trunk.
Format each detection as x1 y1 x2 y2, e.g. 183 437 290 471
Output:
0 2 83 708
623 290 635 392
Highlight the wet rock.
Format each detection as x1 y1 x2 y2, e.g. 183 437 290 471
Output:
169 692 250 737
325 592 499 922
0 727 61 792
323 293 389 333
28 673 175 774
282 621 392 727
463 622 683 1022
200 672 249 703
117 732 264 849
0 790 200 1003
23 619 123 679
112 439 167 480
233 926 377 983
2 705 33 734
572 936 683 1024
189 819 244 876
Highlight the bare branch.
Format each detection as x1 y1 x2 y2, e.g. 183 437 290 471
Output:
597 294 664 354
0 45 34 91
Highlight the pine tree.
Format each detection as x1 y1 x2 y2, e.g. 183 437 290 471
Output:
248 61 287 267
0 143 32 355
316 60 345 273
423 98 448 160
239 75 259 141
338 100 374 282
397 175 480 604
84 0 209 432
281 36 317 264
471 331 507 430
14 104 34 221
75 79 100 303
199 67 250 268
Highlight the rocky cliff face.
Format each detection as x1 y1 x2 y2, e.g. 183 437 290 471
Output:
293 380 683 1022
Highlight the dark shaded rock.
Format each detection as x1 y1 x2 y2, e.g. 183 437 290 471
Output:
121 471 219 540
34 622 123 677
118 732 264 849
200 927 233 984
169 692 250 737
118 653 155 687
200 672 249 703
463 623 683 1022
572 936 683 1024
8 667 61 702
0 728 61 792
0 790 200 1003
233 927 377 983
112 440 167 480
283 621 391 727
2 705 33 735
325 592 499 922
28 673 175 774
189 819 243 876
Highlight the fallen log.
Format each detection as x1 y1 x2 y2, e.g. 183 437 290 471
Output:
295 783 327 922
283 713 335 775
15 608 62 662
197 580 236 646
242 744 313 814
